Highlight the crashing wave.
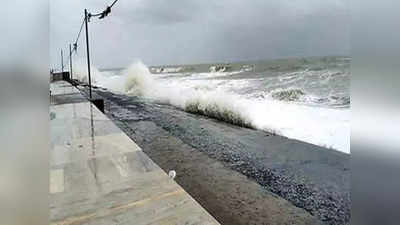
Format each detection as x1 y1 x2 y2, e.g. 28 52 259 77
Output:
240 65 254 72
121 61 254 128
185 100 253 128
74 60 349 153
123 62 154 96
151 66 184 74
210 65 230 73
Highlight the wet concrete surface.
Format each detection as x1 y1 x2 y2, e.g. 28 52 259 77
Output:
84 86 350 225
50 81 220 225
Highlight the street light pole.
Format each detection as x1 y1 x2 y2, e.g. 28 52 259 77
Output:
61 49 64 73
69 43 73 80
84 9 92 99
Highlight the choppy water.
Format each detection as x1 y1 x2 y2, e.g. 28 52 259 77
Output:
150 56 350 108
75 56 350 153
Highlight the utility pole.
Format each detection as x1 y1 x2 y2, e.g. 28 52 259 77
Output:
69 44 73 80
61 49 64 73
84 9 92 99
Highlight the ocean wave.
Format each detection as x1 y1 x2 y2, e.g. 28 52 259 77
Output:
329 96 350 106
209 64 254 73
151 66 184 73
265 88 350 108
74 60 350 153
185 99 253 128
270 88 306 101
209 65 229 73
240 65 254 72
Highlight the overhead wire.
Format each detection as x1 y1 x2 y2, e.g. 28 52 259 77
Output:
61 0 122 69
110 0 120 8
91 0 121 19
72 17 85 52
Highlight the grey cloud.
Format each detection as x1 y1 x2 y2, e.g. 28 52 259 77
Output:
51 0 349 68
207 2 350 61
119 0 204 25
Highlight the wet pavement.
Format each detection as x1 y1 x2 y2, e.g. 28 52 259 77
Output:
49 81 220 225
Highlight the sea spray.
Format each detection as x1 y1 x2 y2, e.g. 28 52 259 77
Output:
121 61 253 128
123 61 155 96
73 59 93 83
74 59 127 93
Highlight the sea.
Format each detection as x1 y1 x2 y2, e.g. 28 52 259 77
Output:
74 56 350 153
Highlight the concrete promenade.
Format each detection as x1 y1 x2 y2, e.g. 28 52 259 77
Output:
50 81 220 225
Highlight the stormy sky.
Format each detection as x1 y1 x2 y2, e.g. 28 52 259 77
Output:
50 0 349 69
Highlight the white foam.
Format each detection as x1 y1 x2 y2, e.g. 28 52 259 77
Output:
151 66 183 73
75 60 350 154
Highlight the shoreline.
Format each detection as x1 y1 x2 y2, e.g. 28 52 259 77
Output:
79 84 350 225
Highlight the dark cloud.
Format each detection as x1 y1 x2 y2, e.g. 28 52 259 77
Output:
205 1 350 61
51 0 349 68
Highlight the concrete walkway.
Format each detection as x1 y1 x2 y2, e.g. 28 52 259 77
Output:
50 81 220 225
